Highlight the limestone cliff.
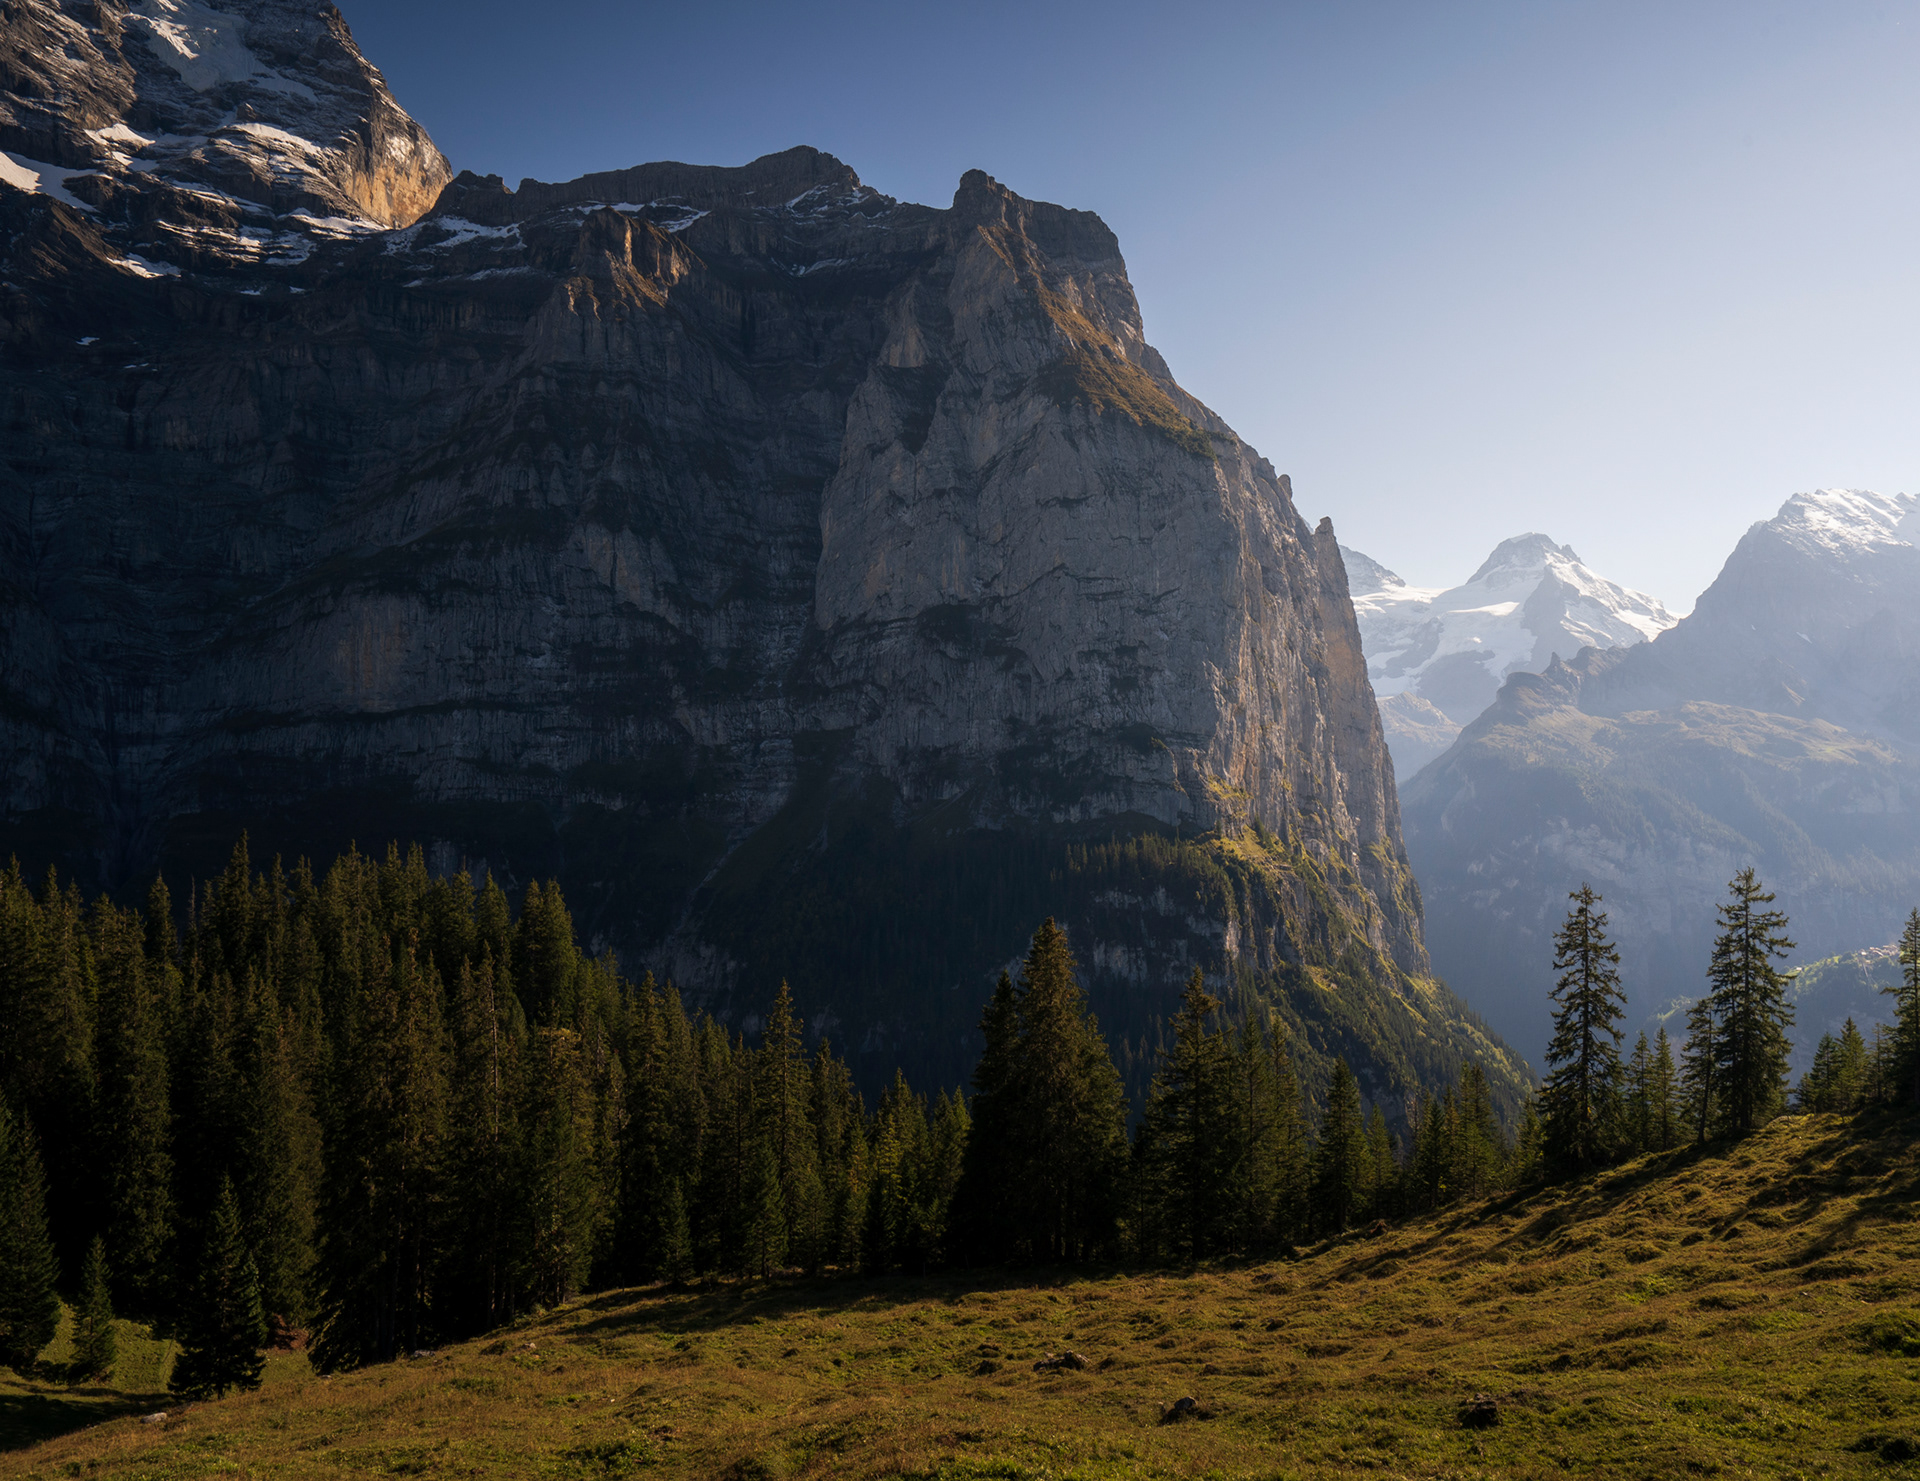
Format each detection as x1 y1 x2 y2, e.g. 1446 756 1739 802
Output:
0 4 1523 1109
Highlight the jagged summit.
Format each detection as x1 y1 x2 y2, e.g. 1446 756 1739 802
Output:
1342 534 1673 776
430 146 896 228
1465 532 1582 584
0 0 449 229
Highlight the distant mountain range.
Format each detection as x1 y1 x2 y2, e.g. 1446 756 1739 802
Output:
1399 489 1920 1069
1341 535 1674 775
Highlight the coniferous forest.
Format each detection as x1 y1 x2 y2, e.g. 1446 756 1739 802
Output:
1 842 1917 1398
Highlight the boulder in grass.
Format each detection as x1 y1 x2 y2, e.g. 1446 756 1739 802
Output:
1159 1396 1214 1424
1460 1394 1500 1429
1033 1351 1090 1373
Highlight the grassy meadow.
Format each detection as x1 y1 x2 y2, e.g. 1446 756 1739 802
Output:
5 1108 1918 1480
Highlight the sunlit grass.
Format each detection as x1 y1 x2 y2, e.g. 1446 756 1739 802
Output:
7 1107 1919 1478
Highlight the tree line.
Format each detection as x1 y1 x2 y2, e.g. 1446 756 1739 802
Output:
0 840 1531 1389
1539 869 1920 1171
5 847 1913 1396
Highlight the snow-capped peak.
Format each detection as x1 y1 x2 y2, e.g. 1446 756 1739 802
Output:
1761 488 1916 560
1340 535 1675 777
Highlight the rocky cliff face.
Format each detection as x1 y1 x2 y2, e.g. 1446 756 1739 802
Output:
1403 490 1920 1068
0 2 1525 1109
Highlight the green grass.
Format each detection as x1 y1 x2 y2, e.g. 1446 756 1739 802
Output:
8 1108 1920 1478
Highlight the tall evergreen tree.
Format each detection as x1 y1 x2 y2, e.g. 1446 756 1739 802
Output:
170 1175 268 1399
1648 1028 1679 1151
1679 992 1718 1142
756 982 824 1268
1311 1060 1368 1235
1889 908 1920 1106
1231 1014 1309 1249
1542 884 1626 1169
92 898 174 1314
949 922 1127 1264
1624 1032 1654 1155
0 1101 59 1374
1704 869 1796 1136
1133 970 1237 1260
70 1235 117 1383
520 1027 601 1306
948 971 1017 1264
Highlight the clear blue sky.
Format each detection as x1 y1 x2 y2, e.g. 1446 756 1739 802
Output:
350 1 1920 611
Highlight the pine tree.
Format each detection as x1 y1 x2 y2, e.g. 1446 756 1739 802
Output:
1231 1014 1309 1249
1888 908 1920 1106
740 1139 788 1279
170 1175 268 1399
1542 884 1626 1169
1704 869 1796 1137
0 1101 59 1374
69 1235 117 1384
948 971 1018 1264
520 1028 601 1307
1453 1065 1503 1198
1312 1060 1368 1235
1648 1028 1679 1151
1798 1034 1840 1112
1010 920 1128 1261
756 982 824 1268
1680 992 1718 1142
236 968 322 1333
1624 1033 1654 1156
92 898 174 1314
1134 969 1237 1259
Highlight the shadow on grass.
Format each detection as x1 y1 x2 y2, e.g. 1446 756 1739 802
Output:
0 1383 167 1452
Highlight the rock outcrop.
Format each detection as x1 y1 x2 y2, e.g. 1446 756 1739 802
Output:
0 3 1524 1109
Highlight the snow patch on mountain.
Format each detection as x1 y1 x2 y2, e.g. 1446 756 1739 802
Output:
1343 533 1675 777
1764 488 1917 560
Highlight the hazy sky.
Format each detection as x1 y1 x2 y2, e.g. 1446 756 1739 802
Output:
352 1 1920 611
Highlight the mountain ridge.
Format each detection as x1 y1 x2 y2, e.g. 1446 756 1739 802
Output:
1403 488 1920 1066
0 2 1525 1111
1341 533 1674 775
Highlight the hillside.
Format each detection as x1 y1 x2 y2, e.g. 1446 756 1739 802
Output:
10 1109 1918 1478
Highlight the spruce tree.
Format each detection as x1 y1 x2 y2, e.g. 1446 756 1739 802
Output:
1624 1032 1654 1156
521 1028 601 1307
170 1175 268 1399
69 1235 117 1384
1453 1065 1502 1197
1009 920 1129 1261
1542 884 1626 1169
1679 992 1718 1142
1799 1034 1840 1112
1704 869 1796 1137
1648 1028 1678 1151
0 1101 59 1374
948 971 1018 1264
1888 908 1920 1106
740 1139 788 1279
1232 1015 1309 1249
1134 969 1237 1259
756 982 824 1268
1311 1060 1368 1235
92 899 174 1314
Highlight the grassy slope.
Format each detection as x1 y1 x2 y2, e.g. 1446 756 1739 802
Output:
8 1110 1919 1480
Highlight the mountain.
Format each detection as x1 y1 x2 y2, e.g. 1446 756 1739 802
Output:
1402 489 1920 1067
1341 534 1675 775
0 2 1525 1109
